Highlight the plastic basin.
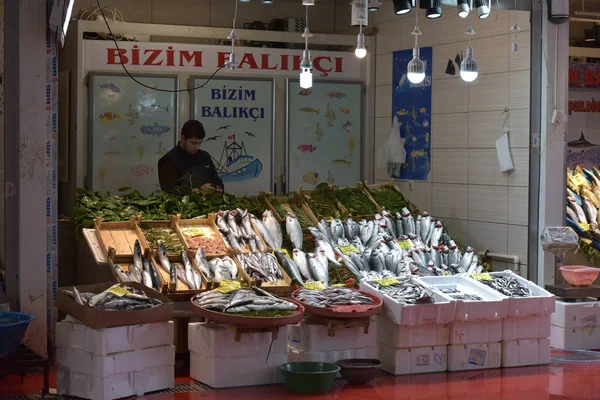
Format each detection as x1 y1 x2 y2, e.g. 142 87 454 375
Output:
280 362 340 393
336 358 381 385
559 265 600 287
0 312 34 358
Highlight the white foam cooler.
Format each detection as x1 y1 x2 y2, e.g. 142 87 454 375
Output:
376 315 449 348
289 318 377 352
377 343 448 375
447 342 501 371
551 299 600 349
501 338 551 367
450 320 502 344
287 346 378 364
503 314 551 341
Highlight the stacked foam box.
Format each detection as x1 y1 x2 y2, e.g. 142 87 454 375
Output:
55 317 175 400
189 322 288 388
489 270 555 367
360 278 455 375
551 299 600 350
418 276 507 372
287 317 378 370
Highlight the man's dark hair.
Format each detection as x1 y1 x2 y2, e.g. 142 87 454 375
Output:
181 120 206 140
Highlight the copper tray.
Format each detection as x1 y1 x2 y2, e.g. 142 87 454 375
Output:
291 288 383 319
190 295 305 327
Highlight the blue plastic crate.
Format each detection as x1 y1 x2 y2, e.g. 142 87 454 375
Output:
0 311 34 358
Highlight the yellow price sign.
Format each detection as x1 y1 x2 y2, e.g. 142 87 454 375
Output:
570 174 588 188
107 285 131 297
338 245 360 255
215 279 242 293
397 239 413 250
302 281 326 290
579 222 590 231
375 277 400 287
471 272 493 281
331 283 346 287
278 248 290 257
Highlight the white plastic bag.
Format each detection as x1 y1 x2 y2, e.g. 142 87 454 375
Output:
377 116 407 176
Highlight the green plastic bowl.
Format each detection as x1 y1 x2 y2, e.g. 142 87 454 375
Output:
279 362 340 393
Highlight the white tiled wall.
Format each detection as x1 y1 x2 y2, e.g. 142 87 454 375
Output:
372 7 531 275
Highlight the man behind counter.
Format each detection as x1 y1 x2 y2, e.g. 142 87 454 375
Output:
158 120 224 194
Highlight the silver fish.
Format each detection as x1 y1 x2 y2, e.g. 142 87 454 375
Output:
568 197 588 224
133 240 144 276
286 212 304 250
431 222 444 248
128 263 142 283
331 219 345 241
263 210 283 249
308 253 328 286
566 206 578 222
421 213 432 243
382 211 397 238
142 270 153 288
158 241 171 273
250 215 277 249
583 197 598 225
344 218 360 240
293 249 311 281
275 250 304 284
195 248 212 279
316 239 341 266
227 210 243 239
216 212 230 233
113 264 131 283
181 250 196 290
73 286 85 306
459 246 474 271
395 212 404 237
248 235 257 252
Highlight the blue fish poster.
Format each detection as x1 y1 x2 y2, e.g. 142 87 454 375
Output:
88 73 178 194
391 47 433 181
191 77 274 195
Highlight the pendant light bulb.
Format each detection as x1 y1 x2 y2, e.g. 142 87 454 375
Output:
355 32 367 58
300 49 313 89
460 46 478 82
407 47 426 84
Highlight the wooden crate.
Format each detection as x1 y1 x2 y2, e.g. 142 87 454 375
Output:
150 248 209 298
175 214 229 256
297 184 347 222
138 216 186 257
94 216 146 258
196 249 252 291
235 251 296 297
106 247 167 293
363 180 420 214
210 211 271 254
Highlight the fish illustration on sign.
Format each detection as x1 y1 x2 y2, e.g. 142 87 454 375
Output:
422 119 429 128
300 107 320 115
99 167 107 185
325 92 346 99
98 83 120 93
137 145 144 161
340 107 351 114
131 164 154 177
302 172 320 185
131 135 139 141
126 103 138 125
397 109 409 116
342 120 353 133
348 137 355 157
568 132 597 152
325 103 335 127
299 88 312 96
217 125 231 131
103 151 121 162
104 129 118 140
99 112 124 124
420 107 428 114
410 150 428 172
142 104 170 113
315 123 323 142
140 122 171 136
332 159 352 167
297 144 317 153
157 141 167 156
412 106 418 122
326 170 334 184
425 132 430 144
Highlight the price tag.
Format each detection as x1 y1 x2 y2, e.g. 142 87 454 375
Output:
375 277 400 287
579 222 590 231
571 174 588 188
107 285 130 297
302 281 326 290
215 279 241 293
338 245 359 255
397 239 413 250
331 283 346 287
471 272 493 281
278 248 290 257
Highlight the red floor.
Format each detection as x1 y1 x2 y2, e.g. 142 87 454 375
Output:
2 364 600 400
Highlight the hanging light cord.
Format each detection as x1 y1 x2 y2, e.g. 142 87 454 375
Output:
414 9 419 48
305 5 309 49
494 0 499 26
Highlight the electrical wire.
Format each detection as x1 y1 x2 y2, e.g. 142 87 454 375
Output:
94 0 229 93
493 0 499 26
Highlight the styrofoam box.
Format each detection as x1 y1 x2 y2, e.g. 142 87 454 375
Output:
489 270 555 317
417 276 508 322
502 314 551 341
450 320 502 345
376 314 449 348
502 338 551 367
378 343 447 376
190 351 286 389
57 365 174 400
287 345 378 364
289 318 377 352
56 317 174 356
550 325 600 350
359 279 455 326
552 299 600 329
56 345 175 378
447 342 501 371
188 322 289 357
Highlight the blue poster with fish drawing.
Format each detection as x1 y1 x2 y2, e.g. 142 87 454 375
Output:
286 80 362 191
88 73 178 194
191 77 274 196
391 47 433 181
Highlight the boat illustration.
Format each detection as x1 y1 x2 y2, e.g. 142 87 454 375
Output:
212 136 262 182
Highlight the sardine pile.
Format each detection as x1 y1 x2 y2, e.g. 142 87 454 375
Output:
66 284 164 311
440 288 483 301
193 287 298 313
295 287 375 308
237 252 283 283
154 241 204 289
370 277 435 305
194 249 238 283
478 276 533 297
112 240 162 291
216 209 266 252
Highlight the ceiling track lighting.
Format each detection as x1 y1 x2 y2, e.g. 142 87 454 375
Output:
260 0 273 3
474 0 490 19
460 25 478 82
368 0 381 11
299 6 313 89
302 0 314 5
457 0 469 18
407 11 425 84
393 0 414 16
424 0 443 19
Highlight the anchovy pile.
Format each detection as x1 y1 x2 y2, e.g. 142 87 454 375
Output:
216 209 266 253
370 277 435 305
66 284 164 311
194 249 238 283
155 241 204 290
295 287 375 308
237 252 283 284
440 288 483 301
478 276 533 297
112 240 162 291
193 287 298 313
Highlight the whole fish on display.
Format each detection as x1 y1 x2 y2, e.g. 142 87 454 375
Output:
193 287 298 313
286 212 304 250
263 210 283 249
293 249 312 281
307 252 329 286
237 252 282 284
66 284 164 311
295 287 375 307
477 275 533 297
370 277 434 305
275 250 304 283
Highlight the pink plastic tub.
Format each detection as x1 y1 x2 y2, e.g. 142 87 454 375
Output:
559 265 600 287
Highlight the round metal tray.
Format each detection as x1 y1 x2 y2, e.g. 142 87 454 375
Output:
190 294 305 327
291 288 383 319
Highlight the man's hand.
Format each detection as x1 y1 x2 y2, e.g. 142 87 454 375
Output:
200 183 223 193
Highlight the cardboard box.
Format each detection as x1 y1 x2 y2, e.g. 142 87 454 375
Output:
55 282 173 329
